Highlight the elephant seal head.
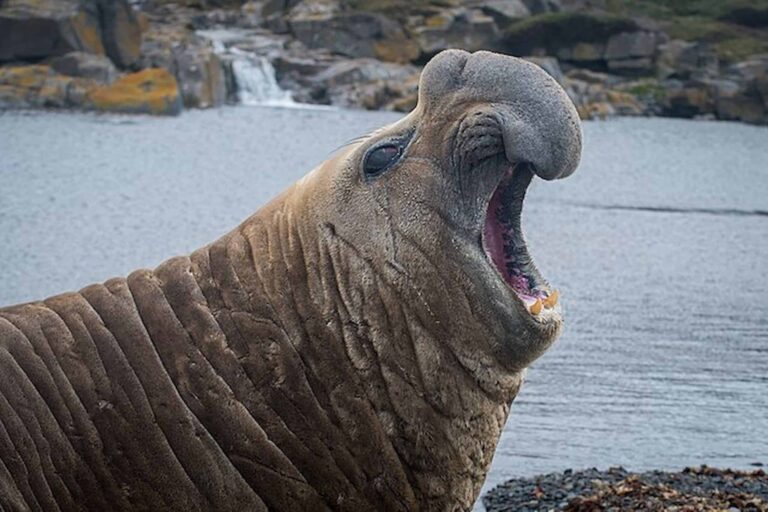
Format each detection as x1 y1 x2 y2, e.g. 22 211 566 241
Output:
287 49 581 376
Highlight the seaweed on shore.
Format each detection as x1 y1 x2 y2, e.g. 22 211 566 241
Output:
484 465 768 512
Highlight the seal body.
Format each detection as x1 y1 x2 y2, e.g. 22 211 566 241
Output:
0 50 581 511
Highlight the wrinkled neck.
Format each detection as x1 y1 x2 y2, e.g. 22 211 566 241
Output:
220 190 524 510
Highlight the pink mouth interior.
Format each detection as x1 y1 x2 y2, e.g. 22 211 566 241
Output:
482 171 547 303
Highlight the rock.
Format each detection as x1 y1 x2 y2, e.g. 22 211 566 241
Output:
565 68 622 86
141 26 227 109
719 4 768 28
616 78 666 113
410 8 498 57
521 0 561 14
49 51 117 84
500 12 637 57
312 57 416 88
173 39 227 108
0 64 92 109
96 0 143 68
0 0 142 69
663 80 715 118
0 0 105 62
605 89 644 116
308 57 419 109
712 56 768 124
289 11 418 63
485 466 768 512
607 57 654 73
87 68 183 115
471 0 530 27
604 31 658 61
656 40 719 80
558 42 604 62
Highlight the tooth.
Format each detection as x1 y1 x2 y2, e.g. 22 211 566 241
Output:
530 299 542 315
543 290 559 309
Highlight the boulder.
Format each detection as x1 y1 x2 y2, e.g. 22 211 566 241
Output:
49 51 117 84
521 0 561 14
656 40 719 80
604 31 658 61
662 80 715 118
565 68 622 86
605 89 644 116
312 58 417 88
173 40 227 108
0 0 104 62
719 4 768 28
288 11 418 63
410 8 498 57
471 0 530 27
557 42 604 62
141 27 227 108
0 0 142 69
707 78 764 124
87 68 183 115
500 12 637 57
308 58 420 109
96 0 142 68
607 57 654 74
0 64 92 109
713 56 768 124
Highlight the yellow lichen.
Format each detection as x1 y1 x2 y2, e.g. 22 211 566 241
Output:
70 11 105 55
87 68 182 115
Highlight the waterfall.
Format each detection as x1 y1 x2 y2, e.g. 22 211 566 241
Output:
197 29 296 107
229 50 294 106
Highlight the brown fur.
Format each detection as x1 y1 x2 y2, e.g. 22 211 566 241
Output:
0 50 581 511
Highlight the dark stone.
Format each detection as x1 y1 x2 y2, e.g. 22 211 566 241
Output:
719 5 768 28
410 8 499 57
49 50 117 83
0 0 142 69
500 12 638 57
0 0 104 62
289 11 417 62
95 0 142 69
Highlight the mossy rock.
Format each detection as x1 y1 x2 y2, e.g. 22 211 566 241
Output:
500 12 639 56
0 64 92 108
667 17 768 63
87 68 183 115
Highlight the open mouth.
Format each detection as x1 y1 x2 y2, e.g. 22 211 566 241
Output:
482 165 559 317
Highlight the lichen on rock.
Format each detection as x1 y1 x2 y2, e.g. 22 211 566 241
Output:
87 68 183 115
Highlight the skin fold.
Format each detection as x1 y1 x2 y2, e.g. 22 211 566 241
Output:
0 49 581 511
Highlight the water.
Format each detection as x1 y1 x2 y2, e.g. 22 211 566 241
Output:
1 109 767 507
230 53 294 106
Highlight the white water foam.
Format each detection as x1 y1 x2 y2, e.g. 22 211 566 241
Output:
198 29 302 108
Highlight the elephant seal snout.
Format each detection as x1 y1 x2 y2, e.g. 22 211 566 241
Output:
0 50 581 511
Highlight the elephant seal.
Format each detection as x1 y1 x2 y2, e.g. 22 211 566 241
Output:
0 49 581 511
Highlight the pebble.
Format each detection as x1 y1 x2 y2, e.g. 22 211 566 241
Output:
483 466 768 511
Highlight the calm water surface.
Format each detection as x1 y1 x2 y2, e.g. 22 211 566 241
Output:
1 108 767 506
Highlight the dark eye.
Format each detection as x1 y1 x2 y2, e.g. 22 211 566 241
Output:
364 144 402 178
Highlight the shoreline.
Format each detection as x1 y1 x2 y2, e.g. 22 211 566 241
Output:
483 465 768 511
1 1 767 125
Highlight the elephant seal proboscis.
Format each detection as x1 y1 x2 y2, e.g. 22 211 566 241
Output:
0 49 581 511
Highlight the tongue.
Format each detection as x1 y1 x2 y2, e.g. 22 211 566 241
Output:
483 168 550 303
483 177 532 296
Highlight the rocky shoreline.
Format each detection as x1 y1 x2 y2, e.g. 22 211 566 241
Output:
1 0 767 124
483 466 768 511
